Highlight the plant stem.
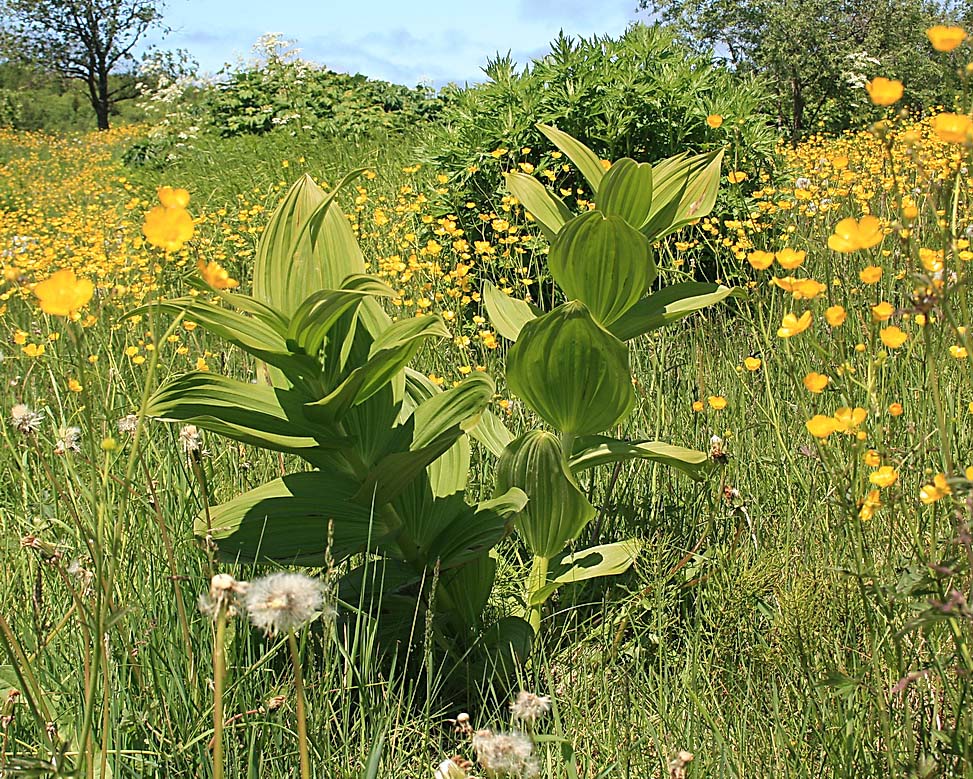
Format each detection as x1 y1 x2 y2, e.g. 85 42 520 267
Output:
213 607 227 779
288 630 311 779
526 554 549 635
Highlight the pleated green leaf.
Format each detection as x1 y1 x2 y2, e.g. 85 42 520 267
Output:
569 436 713 481
537 123 605 193
199 471 389 564
494 430 595 558
549 210 656 326
483 280 538 342
507 302 635 436
528 539 642 606
504 171 573 241
597 158 654 228
609 282 734 341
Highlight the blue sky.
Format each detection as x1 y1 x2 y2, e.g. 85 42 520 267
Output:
148 0 646 86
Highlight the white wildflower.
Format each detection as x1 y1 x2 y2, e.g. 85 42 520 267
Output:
54 426 81 455
11 403 43 434
244 572 327 636
510 691 551 726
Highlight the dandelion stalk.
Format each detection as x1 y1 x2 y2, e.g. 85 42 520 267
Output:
212 604 228 779
287 630 311 779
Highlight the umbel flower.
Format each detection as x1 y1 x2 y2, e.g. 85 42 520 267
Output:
245 572 328 636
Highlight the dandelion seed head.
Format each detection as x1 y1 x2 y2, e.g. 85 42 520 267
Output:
179 424 202 454
117 414 138 435
244 572 327 636
54 426 81 455
198 573 248 619
472 728 538 778
11 403 43 434
510 691 551 726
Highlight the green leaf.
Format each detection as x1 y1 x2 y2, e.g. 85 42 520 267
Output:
287 275 394 358
306 315 450 424
495 431 595 558
438 553 497 631
569 436 713 481
469 410 515 458
528 539 642 605
199 471 389 564
504 171 573 241
146 372 346 459
403 369 470 497
411 372 495 449
507 301 635 436
483 280 538 342
597 158 654 228
549 210 656 327
641 150 723 241
662 148 723 239
609 282 733 341
424 488 527 568
537 123 605 193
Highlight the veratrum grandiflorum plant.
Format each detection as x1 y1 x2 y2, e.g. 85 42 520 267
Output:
141 172 531 671
485 125 732 633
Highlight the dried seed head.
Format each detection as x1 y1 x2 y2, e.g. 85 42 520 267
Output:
11 403 43 435
54 426 81 455
198 573 248 619
434 757 470 779
117 414 139 435
471 728 539 778
179 424 203 454
510 691 551 727
669 750 694 779
244 572 328 636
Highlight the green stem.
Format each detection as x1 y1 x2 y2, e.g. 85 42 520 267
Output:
526 554 550 635
213 608 227 779
288 631 311 779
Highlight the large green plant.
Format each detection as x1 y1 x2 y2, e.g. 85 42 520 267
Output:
484 126 733 632
142 173 530 665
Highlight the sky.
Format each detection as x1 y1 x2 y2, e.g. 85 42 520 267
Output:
147 0 646 87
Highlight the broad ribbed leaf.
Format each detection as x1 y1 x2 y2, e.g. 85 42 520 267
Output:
641 150 722 241
469 410 515 458
494 431 595 557
507 302 635 436
537 124 605 193
528 539 642 605
199 471 389 564
306 315 449 424
354 426 464 505
662 149 723 239
425 488 527 568
403 369 470 497
504 171 572 241
483 280 538 342
609 282 734 341
549 211 656 326
597 158 654 227
146 372 345 458
569 436 713 481
439 553 496 630
287 276 394 357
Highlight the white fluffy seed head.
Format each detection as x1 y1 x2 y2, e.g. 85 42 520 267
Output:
11 404 43 435
244 572 328 636
472 728 539 778
510 691 551 726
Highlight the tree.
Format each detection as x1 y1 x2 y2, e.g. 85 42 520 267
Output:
641 0 961 142
0 0 166 129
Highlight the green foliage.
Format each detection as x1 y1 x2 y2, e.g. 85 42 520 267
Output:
423 24 776 207
203 37 443 139
143 174 530 665
647 0 960 140
484 127 726 632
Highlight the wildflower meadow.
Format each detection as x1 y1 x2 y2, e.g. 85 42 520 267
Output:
2 9 973 779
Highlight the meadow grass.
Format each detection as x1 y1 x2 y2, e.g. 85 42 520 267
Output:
0 109 972 779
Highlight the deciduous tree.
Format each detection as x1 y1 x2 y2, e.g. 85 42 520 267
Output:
0 0 166 129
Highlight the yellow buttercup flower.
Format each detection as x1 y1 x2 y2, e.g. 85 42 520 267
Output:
825 305 847 327
926 25 967 52
143 204 194 252
743 357 761 371
777 311 812 338
827 216 884 253
888 402 904 417
859 265 882 284
869 466 898 488
747 250 774 270
807 415 839 439
933 113 972 144
707 395 728 410
34 269 94 317
871 301 894 322
919 473 951 504
706 114 724 129
865 77 903 106
833 407 867 433
157 186 191 209
859 489 882 520
775 247 806 269
197 260 240 290
803 372 830 393
863 449 881 467
880 326 908 348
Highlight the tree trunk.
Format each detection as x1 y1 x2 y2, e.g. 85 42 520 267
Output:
791 77 804 147
96 65 111 130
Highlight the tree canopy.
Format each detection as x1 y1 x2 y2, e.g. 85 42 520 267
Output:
0 0 166 129
641 0 966 140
